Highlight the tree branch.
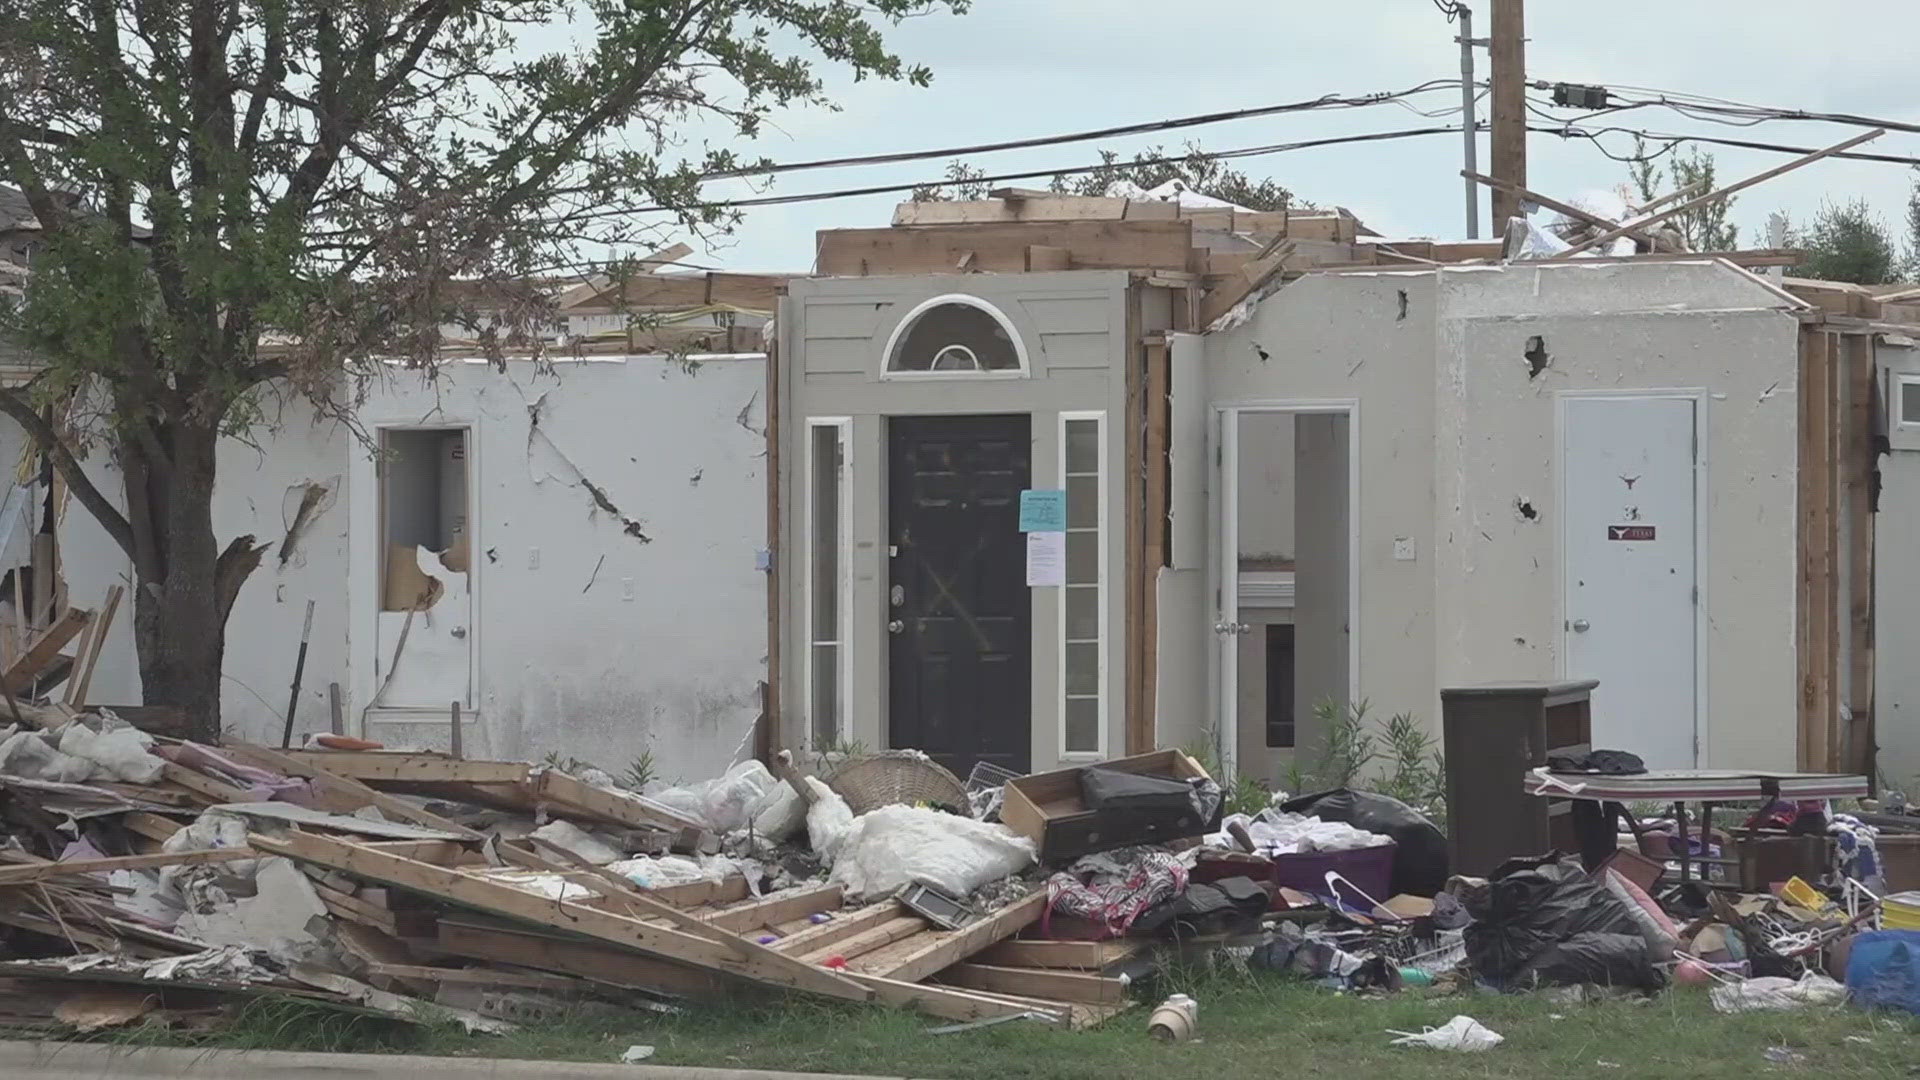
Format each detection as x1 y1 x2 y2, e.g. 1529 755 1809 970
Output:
0 388 136 562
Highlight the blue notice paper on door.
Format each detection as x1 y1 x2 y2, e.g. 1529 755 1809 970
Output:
1018 489 1068 532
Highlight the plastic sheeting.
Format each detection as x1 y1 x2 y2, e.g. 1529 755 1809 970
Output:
646 761 776 834
830 805 1036 898
529 819 625 866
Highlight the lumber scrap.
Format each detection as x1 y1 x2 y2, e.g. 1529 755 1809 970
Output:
435 916 728 998
275 752 531 785
817 221 1195 276
798 915 928 964
767 901 907 955
525 768 704 835
941 962 1130 1005
974 937 1151 970
250 829 871 1002
223 742 484 839
699 884 844 933
847 971 1072 1027
859 890 1047 985
0 608 91 693
0 848 252 885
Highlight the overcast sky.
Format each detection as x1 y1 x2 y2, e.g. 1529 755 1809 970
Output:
658 1 1920 273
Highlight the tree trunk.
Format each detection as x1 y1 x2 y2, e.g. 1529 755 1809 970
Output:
122 420 251 743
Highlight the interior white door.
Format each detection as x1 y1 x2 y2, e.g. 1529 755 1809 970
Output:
1563 396 1698 768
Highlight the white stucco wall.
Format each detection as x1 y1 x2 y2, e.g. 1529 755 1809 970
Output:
1434 263 1803 768
30 355 768 784
1192 261 1805 775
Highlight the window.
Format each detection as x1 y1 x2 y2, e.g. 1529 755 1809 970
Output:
884 296 1027 376
807 420 851 749
1265 624 1296 748
1903 377 1920 426
1061 413 1104 755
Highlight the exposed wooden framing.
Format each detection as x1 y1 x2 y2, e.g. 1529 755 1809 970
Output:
941 962 1129 1006
1122 285 1147 762
767 900 905 955
765 326 784 762
435 916 728 998
700 884 844 933
0 848 252 884
0 607 90 693
799 915 928 964
1556 130 1886 259
275 752 531 785
251 829 872 1001
1137 338 1170 755
227 742 485 839
1847 333 1877 780
816 221 1196 277
1798 329 1839 770
1197 240 1294 329
312 881 401 935
1026 245 1071 271
974 937 1151 970
158 761 254 805
358 839 488 866
856 891 1046 985
650 875 755 909
1825 330 1845 773
527 768 705 835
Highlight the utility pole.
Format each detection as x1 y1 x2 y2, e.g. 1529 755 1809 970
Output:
1455 5 1482 238
1489 0 1527 232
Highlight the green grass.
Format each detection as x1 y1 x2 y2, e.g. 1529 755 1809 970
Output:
81 969 1920 1079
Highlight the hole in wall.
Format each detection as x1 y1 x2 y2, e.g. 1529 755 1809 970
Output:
1524 335 1551 379
1514 498 1539 522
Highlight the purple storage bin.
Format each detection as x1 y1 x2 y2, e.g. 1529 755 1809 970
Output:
1270 843 1397 910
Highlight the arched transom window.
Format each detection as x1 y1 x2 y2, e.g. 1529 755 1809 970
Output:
884 295 1028 376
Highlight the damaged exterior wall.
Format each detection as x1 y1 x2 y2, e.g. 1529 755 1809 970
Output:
1876 337 1920 789
1195 261 1803 773
27 355 768 781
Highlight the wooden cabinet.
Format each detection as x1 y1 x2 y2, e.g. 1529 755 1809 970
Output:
1441 680 1596 877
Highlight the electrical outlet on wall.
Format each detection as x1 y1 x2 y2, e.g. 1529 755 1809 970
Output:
528 547 541 570
621 577 636 601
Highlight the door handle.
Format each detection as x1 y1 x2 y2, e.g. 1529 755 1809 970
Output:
1571 618 1591 633
888 619 905 634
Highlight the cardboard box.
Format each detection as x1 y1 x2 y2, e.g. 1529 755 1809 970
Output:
999 749 1217 863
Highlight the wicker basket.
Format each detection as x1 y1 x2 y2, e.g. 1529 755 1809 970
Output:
824 751 969 816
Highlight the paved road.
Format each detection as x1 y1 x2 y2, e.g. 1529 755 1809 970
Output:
0 1040 913 1080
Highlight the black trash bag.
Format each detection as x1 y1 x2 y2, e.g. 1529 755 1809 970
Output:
1511 932 1666 991
1132 876 1269 939
1081 768 1197 812
1460 854 1666 991
1279 788 1449 897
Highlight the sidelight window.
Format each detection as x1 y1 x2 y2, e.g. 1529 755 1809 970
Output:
1060 412 1105 756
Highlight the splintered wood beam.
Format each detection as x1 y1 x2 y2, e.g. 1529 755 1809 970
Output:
0 848 252 885
0 607 90 693
224 742 484 839
526 768 706 834
276 752 532 785
249 829 872 1002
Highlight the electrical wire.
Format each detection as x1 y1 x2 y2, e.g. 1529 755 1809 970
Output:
1532 79 1920 138
704 81 1464 179
631 126 1461 214
1532 123 1920 168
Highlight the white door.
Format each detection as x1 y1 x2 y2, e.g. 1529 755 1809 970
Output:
1563 396 1698 767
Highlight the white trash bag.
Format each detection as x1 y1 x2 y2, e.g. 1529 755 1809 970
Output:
1389 1015 1504 1052
829 805 1035 898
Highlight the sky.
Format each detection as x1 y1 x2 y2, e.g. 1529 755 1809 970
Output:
641 0 1920 274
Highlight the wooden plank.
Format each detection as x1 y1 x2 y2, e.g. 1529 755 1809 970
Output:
974 937 1150 970
768 901 908 955
312 881 401 935
1462 170 1672 251
527 768 704 834
891 197 1131 227
0 607 90 693
158 762 253 805
1824 330 1845 773
649 875 754 909
65 584 120 708
816 221 1195 277
358 840 486 866
800 915 929 964
277 752 531 785
700 884 844 933
942 963 1129 1006
364 962 588 994
120 812 186 843
1198 240 1293 328
1026 245 1071 271
861 891 1046 985
251 829 871 1002
1139 338 1170 756
848 972 1071 1027
1847 334 1877 779
435 918 727 998
225 742 484 839
1556 130 1886 258
0 848 252 885
1801 331 1834 769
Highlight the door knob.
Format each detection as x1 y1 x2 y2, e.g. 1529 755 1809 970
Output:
888 619 905 634
1571 618 1591 633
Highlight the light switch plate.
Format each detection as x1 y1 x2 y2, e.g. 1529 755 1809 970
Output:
1392 537 1417 562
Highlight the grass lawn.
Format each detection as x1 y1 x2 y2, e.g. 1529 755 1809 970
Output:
97 965 1920 1080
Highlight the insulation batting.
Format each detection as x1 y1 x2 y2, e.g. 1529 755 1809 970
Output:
829 805 1036 897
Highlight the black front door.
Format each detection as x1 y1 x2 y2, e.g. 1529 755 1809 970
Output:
888 415 1032 777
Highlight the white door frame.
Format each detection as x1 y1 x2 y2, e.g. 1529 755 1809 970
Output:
1554 388 1709 765
1208 399 1361 780
347 419 482 735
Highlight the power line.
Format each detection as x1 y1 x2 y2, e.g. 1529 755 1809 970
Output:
1530 79 1920 138
705 81 1464 179
636 127 1461 213
1533 123 1920 168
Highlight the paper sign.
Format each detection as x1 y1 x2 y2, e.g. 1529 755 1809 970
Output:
1025 530 1067 586
1607 525 1656 541
1018 489 1068 533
